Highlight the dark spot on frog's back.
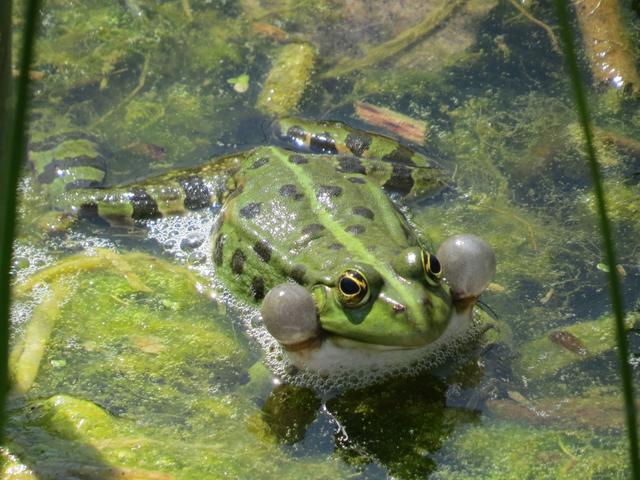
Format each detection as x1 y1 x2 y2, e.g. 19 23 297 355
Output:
301 223 325 236
346 224 366 235
179 175 210 210
287 125 306 141
345 132 372 157
253 239 272 262
290 265 306 284
131 188 161 220
310 132 338 154
250 157 270 169
352 206 374 220
231 249 246 275
328 243 343 250
239 202 262 219
251 276 265 300
214 234 226 266
383 163 414 197
316 185 343 200
279 184 304 200
337 157 366 175
382 147 417 167
289 154 308 165
347 177 366 185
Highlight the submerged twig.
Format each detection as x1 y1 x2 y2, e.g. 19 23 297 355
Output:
15 249 152 296
182 0 193 22
93 54 150 126
9 282 71 395
573 0 640 92
321 0 465 78
354 102 428 145
506 0 561 54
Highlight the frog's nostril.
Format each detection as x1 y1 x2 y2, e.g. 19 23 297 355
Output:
392 303 406 314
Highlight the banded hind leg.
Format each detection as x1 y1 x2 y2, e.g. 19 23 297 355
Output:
29 132 250 229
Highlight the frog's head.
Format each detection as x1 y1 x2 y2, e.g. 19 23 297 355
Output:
261 234 496 357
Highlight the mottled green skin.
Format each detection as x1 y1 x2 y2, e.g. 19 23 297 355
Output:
274 117 446 200
216 146 452 347
32 121 453 348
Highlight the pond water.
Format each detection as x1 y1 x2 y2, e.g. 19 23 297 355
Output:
6 0 640 478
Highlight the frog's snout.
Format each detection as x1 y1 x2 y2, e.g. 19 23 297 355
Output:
261 283 321 348
437 234 496 306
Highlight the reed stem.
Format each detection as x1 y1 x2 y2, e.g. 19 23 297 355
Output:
553 0 640 477
0 0 42 438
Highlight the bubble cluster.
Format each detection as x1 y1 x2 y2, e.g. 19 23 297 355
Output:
244 305 486 393
11 243 54 285
146 209 219 279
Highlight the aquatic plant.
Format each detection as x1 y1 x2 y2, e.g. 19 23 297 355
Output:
0 0 42 438
553 0 640 477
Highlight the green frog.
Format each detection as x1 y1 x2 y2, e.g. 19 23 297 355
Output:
29 118 496 379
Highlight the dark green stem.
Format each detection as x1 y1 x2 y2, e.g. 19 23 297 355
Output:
553 0 640 477
0 0 42 438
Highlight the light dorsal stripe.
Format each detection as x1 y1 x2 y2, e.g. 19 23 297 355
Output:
273 148 423 320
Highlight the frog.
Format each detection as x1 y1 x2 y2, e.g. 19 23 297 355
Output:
28 117 496 379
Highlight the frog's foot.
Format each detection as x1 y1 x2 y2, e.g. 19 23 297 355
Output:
437 234 496 313
261 283 322 348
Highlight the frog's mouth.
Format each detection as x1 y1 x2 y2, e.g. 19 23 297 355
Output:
311 295 478 353
261 284 482 353
278 307 481 377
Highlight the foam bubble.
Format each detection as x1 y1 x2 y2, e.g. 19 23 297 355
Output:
146 209 219 279
143 210 487 392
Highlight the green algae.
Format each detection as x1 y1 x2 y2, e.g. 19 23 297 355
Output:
6 391 352 479
6 251 354 479
514 312 640 381
433 421 630 479
257 43 316 117
8 0 640 477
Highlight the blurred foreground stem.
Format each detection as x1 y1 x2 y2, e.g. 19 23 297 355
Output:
554 0 640 477
0 0 42 438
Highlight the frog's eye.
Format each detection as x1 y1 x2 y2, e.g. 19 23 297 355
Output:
421 251 443 286
337 269 370 308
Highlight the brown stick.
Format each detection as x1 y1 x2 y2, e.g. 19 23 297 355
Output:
573 0 640 93
354 102 428 145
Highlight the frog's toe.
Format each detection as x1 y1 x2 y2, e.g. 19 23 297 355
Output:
261 283 320 347
437 234 496 303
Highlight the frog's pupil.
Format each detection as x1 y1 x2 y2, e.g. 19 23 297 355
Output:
340 278 360 295
429 254 441 274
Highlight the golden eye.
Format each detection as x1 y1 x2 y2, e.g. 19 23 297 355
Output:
337 269 370 308
421 251 443 286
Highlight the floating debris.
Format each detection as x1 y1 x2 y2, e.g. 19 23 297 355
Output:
227 73 250 93
251 22 288 41
548 330 589 357
574 0 640 93
125 141 167 163
257 43 316 117
355 102 428 145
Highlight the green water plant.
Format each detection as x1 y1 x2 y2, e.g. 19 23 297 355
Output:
0 0 42 439
553 0 640 476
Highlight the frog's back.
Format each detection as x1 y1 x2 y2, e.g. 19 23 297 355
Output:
214 146 422 303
